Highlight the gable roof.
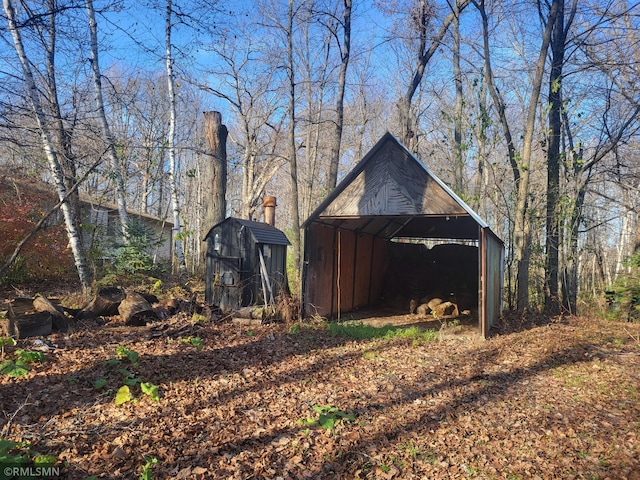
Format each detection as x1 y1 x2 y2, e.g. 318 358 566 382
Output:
205 217 290 246
304 132 497 241
80 194 173 226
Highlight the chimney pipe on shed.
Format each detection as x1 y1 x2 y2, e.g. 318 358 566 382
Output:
263 196 277 226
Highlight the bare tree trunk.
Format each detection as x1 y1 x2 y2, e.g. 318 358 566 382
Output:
326 0 351 191
477 0 559 310
85 0 129 238
44 0 81 231
287 0 302 283
472 77 489 217
240 140 253 219
544 0 568 315
478 0 519 309
303 72 322 221
563 171 588 314
452 0 464 194
202 111 228 231
615 194 635 277
301 15 326 220
4 0 90 291
545 0 578 314
165 0 187 275
513 0 559 311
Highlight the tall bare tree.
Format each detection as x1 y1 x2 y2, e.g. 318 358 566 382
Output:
41 0 81 223
85 0 129 237
559 2 640 312
165 0 187 274
3 0 90 290
395 0 471 151
325 0 351 190
199 31 285 221
544 0 577 314
477 0 559 310
287 0 302 279
202 111 228 231
451 0 464 194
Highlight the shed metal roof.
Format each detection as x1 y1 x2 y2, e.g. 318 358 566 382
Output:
205 217 291 246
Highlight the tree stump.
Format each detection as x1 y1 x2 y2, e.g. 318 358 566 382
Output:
1 311 52 339
33 295 69 332
118 292 157 326
7 298 35 317
77 287 125 319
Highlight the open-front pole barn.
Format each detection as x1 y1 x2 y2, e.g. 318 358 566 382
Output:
302 132 504 337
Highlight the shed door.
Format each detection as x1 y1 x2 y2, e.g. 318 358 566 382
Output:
213 256 242 312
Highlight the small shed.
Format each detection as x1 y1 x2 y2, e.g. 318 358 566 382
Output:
204 217 290 311
302 132 504 337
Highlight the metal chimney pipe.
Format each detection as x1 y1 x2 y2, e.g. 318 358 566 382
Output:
263 196 277 226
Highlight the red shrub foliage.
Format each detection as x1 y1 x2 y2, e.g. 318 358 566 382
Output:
0 172 76 285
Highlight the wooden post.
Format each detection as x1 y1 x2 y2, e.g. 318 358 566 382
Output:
203 111 228 232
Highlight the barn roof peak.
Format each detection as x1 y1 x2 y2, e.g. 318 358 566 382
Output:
304 132 489 230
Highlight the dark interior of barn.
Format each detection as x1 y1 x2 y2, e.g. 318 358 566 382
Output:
379 240 479 317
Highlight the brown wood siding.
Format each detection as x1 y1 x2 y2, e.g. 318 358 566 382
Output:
353 233 374 308
319 141 466 217
304 226 389 317
305 224 335 317
269 245 288 294
334 229 356 316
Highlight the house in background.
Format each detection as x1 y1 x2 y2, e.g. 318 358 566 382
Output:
80 195 173 262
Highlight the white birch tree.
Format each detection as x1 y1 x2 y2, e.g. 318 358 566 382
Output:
84 0 129 237
3 0 91 290
165 0 187 274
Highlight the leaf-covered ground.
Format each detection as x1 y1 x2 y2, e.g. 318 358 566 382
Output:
1 312 639 479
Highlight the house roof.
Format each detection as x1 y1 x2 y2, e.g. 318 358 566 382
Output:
80 195 173 226
303 132 501 242
205 217 291 246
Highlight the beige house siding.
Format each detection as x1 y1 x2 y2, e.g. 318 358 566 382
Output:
80 197 173 261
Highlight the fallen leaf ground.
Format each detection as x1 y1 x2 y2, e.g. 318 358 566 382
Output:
1 312 639 479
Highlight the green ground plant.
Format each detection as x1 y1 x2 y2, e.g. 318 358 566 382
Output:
180 337 203 351
100 347 160 404
141 382 160 401
0 438 57 471
191 313 208 323
0 337 16 360
299 404 355 431
0 345 46 378
138 456 158 480
328 322 437 342
116 345 140 366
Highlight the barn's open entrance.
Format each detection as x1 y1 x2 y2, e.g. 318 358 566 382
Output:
302 219 482 330
382 239 478 316
301 133 504 337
